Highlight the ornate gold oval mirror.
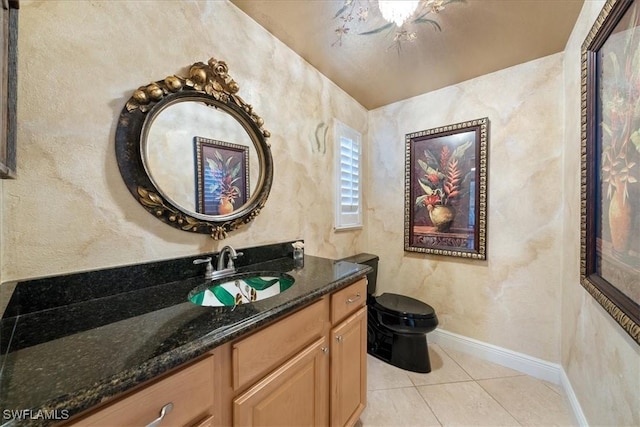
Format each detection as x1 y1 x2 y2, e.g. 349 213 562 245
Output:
116 58 273 239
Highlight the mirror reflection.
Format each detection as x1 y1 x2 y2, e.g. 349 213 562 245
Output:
115 56 273 240
144 99 260 216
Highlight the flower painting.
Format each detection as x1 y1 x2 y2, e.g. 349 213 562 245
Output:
194 136 249 216
415 139 472 232
405 118 488 259
581 0 640 344
598 2 640 281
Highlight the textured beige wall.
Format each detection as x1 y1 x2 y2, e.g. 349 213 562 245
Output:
0 1 367 281
367 54 565 362
561 2 640 425
2 1 638 421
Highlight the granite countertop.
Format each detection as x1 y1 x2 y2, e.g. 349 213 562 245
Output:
0 250 369 426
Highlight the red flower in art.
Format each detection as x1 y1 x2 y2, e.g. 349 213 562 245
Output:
426 173 440 185
423 194 441 207
416 142 472 208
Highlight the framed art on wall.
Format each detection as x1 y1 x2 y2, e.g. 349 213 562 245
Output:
194 136 249 216
0 0 18 179
581 0 640 344
404 118 488 259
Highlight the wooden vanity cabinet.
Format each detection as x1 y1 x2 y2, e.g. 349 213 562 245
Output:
233 337 329 426
64 278 367 427
229 278 367 427
229 298 330 427
65 354 218 427
329 280 367 427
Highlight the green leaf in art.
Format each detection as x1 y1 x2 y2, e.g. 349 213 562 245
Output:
279 277 294 293
413 18 441 31
244 277 280 291
212 285 236 306
333 3 348 19
231 162 241 178
206 158 219 172
451 140 473 159
423 148 438 167
214 150 224 163
631 130 640 153
418 158 431 174
190 291 205 305
359 22 394 35
418 179 434 196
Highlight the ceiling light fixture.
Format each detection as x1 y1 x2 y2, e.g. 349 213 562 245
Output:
378 1 420 27
333 0 463 50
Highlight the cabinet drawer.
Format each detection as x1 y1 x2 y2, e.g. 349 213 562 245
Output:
331 279 366 324
68 355 215 427
232 298 329 391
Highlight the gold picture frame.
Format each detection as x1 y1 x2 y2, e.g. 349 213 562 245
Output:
404 118 488 259
580 0 640 345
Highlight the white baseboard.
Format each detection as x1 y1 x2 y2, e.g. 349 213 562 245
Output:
560 367 589 427
430 328 562 383
430 328 587 426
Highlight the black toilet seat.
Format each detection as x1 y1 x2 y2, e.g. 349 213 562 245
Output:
370 293 438 335
374 293 436 319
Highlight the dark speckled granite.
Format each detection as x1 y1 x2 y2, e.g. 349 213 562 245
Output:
2 241 296 319
0 242 369 427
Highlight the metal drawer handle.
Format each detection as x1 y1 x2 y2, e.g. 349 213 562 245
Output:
346 293 361 304
322 347 329 354
336 335 343 343
146 402 173 427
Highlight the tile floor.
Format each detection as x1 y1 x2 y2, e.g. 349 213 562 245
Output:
359 344 575 427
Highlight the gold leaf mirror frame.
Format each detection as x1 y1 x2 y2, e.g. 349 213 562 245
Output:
115 58 273 240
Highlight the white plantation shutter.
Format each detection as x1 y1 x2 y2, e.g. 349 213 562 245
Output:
335 120 362 229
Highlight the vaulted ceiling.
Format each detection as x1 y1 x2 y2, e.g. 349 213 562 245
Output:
231 0 585 109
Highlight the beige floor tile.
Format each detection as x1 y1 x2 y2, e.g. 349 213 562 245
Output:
407 344 473 386
541 379 565 397
360 387 441 427
439 346 524 380
478 376 575 426
418 381 521 426
367 355 414 390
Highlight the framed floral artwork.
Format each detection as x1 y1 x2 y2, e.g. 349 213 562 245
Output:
404 118 488 259
0 1 18 179
194 136 249 216
581 0 639 344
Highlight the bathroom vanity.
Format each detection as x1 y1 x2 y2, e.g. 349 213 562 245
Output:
66 279 366 427
0 243 369 427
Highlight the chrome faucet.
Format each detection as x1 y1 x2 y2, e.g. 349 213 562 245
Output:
214 245 243 278
193 257 213 280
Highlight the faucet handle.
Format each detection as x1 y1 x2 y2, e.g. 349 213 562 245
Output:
193 257 213 280
226 251 243 269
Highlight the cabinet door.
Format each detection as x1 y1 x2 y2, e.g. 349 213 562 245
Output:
233 337 329 427
331 306 367 427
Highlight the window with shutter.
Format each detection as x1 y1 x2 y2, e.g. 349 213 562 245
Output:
334 120 362 230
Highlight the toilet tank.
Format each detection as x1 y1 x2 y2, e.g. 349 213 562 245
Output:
339 253 379 295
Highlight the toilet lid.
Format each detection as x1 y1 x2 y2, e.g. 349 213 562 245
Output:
375 293 435 318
